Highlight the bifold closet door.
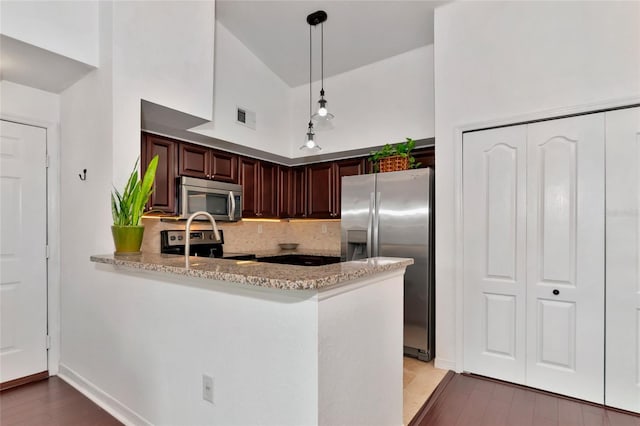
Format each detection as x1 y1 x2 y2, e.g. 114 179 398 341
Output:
463 125 528 384
525 114 605 403
606 106 640 412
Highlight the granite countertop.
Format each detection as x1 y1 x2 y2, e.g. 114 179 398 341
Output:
90 253 413 290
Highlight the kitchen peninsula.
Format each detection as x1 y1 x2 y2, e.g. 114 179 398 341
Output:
89 253 412 425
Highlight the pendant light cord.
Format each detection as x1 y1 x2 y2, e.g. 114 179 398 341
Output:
309 24 312 124
321 22 324 93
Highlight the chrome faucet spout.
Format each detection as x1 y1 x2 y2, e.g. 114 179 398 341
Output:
185 211 220 268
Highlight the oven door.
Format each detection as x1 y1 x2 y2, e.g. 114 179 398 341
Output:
180 185 242 221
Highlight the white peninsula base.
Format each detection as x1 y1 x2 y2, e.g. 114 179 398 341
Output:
65 258 408 426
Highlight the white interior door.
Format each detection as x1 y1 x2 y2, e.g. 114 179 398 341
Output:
605 106 640 412
525 114 605 403
0 120 48 383
463 125 528 383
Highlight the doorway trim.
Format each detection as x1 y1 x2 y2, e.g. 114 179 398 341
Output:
1 111 61 377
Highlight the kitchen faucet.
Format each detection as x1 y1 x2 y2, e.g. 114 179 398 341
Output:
185 211 220 268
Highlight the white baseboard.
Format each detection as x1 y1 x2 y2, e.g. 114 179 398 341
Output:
57 364 151 426
434 357 458 372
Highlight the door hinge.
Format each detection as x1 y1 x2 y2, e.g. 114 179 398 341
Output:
45 155 50 169
46 335 51 349
46 245 50 259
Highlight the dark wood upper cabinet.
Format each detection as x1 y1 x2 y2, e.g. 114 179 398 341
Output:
259 161 279 218
413 146 435 169
141 133 178 215
179 143 209 179
179 143 239 183
306 162 335 218
334 158 366 219
210 149 238 183
239 157 279 218
278 166 306 218
239 157 258 218
291 167 306 218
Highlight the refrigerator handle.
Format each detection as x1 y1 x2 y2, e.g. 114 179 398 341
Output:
373 191 381 257
367 192 374 258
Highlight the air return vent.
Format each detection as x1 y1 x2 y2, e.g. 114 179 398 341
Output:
236 106 256 130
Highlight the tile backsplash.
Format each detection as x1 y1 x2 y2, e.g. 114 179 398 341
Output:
141 218 341 254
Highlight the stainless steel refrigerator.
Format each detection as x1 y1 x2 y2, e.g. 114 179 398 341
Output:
341 168 434 361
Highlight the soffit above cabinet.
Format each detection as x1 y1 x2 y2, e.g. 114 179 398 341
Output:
0 35 95 94
141 100 434 167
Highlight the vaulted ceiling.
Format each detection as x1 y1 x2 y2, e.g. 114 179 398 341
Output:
216 1 447 87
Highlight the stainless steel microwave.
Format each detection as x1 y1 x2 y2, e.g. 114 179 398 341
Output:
178 176 242 221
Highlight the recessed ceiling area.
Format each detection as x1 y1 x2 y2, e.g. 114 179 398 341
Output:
216 1 447 88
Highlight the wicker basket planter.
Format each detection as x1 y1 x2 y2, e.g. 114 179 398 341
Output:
378 155 409 173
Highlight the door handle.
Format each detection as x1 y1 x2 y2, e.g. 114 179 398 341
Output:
553 289 560 296
228 191 235 221
367 192 374 258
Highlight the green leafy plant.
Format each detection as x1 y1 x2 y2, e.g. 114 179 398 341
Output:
111 155 159 226
369 138 421 172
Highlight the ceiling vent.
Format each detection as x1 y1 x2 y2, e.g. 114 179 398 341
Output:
236 106 256 130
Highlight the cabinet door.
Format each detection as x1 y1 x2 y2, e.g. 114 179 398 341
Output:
239 157 258 217
526 114 604 403
605 107 640 412
210 149 238 183
306 162 334 218
291 167 306 218
463 125 528 384
334 158 366 218
142 133 178 214
413 147 435 169
179 143 209 179
278 167 292 218
259 161 279 218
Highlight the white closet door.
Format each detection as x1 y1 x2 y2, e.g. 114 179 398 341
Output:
605 106 640 412
463 125 527 383
525 114 605 403
0 120 48 383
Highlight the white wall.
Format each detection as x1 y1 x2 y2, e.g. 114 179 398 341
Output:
433 0 640 371
290 45 434 156
0 0 99 66
0 81 60 123
111 0 215 188
190 22 292 158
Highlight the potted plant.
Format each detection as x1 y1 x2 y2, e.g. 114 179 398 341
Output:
369 137 420 173
111 155 159 254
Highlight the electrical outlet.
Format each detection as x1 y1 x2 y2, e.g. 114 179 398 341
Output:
257 224 263 234
322 224 327 234
202 374 214 404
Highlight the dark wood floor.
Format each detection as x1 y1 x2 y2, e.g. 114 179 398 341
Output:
0 376 122 426
412 372 640 426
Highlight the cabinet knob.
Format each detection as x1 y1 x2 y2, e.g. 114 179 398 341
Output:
552 289 560 296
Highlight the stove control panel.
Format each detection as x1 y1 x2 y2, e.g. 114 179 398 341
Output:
161 229 224 247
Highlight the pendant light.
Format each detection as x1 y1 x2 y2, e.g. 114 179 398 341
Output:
300 11 327 151
312 15 334 122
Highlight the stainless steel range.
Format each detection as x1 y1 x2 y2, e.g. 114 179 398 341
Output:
160 229 255 260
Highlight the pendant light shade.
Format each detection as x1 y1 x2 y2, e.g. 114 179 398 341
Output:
300 10 328 151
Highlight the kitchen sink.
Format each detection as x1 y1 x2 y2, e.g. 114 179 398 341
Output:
256 254 341 267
